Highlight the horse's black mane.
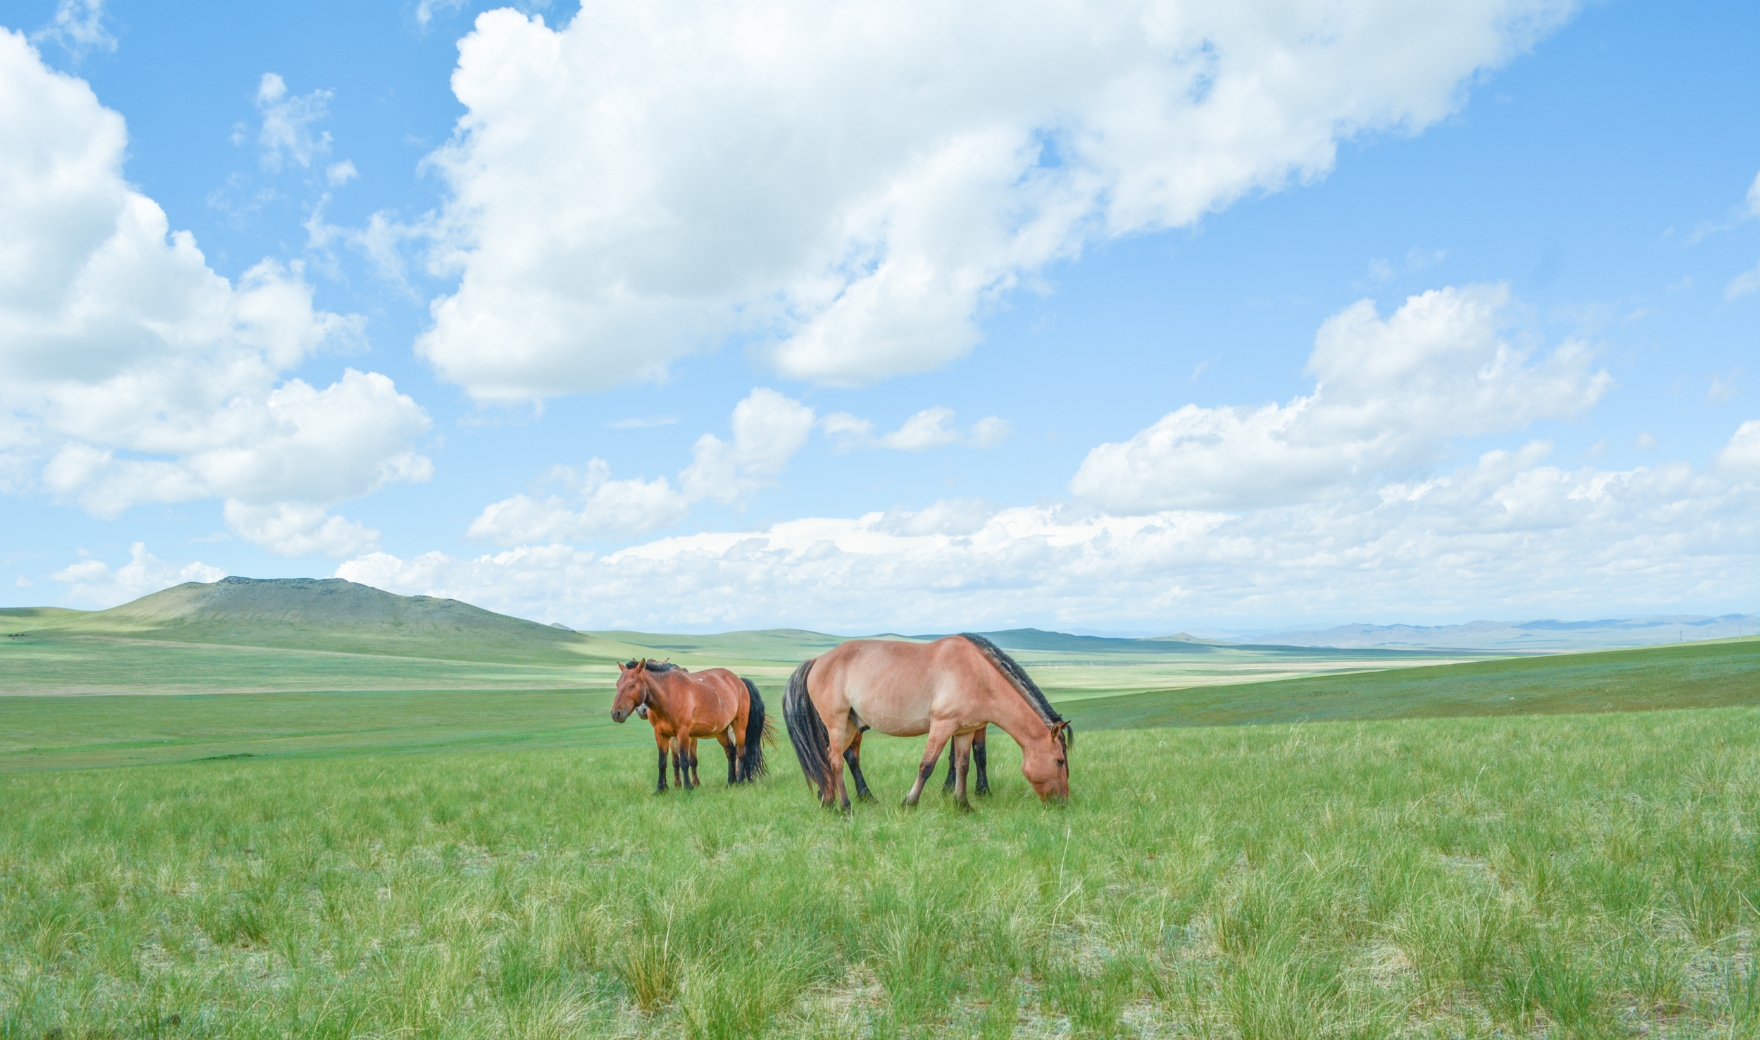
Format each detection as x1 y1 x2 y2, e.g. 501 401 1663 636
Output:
958 633 1070 747
625 659 679 673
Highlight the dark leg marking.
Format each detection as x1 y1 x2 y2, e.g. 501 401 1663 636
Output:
842 747 875 801
656 747 668 793
974 731 990 795
955 737 972 810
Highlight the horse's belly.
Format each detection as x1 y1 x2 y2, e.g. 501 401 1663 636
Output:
848 693 932 736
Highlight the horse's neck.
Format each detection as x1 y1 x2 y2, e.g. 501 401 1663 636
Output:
986 684 1052 748
643 677 678 723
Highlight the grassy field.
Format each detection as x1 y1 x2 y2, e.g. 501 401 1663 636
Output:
5 707 1760 1037
7 581 1760 1036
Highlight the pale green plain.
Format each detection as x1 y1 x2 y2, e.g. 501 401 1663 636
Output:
3 582 1760 1037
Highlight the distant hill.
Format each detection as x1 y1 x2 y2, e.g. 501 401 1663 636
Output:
0 577 629 665
1233 615 1760 652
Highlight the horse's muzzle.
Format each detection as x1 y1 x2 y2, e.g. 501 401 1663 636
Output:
610 709 627 723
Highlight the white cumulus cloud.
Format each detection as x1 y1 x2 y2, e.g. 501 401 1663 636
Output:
680 388 817 504
50 542 225 608
0 32 432 555
469 389 1012 544
1718 420 1760 480
823 407 1011 451
1070 284 1611 512
222 502 382 558
468 388 812 545
415 0 1576 400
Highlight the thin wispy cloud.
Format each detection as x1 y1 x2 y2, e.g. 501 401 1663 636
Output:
33 0 116 57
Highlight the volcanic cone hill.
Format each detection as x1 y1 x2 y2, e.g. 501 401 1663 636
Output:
3 577 624 665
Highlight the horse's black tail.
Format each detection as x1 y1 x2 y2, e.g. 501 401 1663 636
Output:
782 659 832 797
738 677 771 781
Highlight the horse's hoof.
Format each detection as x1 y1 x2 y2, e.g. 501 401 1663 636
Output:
857 792 876 803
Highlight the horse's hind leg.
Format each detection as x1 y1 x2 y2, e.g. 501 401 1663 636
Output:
679 735 700 791
719 730 738 786
905 720 958 807
824 711 856 812
842 729 875 801
953 732 974 810
973 727 990 796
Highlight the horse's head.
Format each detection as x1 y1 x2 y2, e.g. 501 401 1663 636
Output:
611 659 650 723
1021 720 1071 802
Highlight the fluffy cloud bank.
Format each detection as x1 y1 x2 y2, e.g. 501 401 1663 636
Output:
417 0 1576 399
0 32 431 556
468 389 1006 544
50 542 224 608
342 426 1759 630
365 277 1754 630
1071 284 1610 511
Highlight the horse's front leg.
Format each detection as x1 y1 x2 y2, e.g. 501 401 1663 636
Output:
653 732 670 794
684 736 700 789
973 726 990 795
905 720 958 807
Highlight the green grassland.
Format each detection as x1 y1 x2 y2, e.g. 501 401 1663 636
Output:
6 708 1760 1037
7 579 1760 1036
2 635 1755 774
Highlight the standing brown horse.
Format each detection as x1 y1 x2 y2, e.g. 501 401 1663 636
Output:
611 660 770 792
783 634 1069 811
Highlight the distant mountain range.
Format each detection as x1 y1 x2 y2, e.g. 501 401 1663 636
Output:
1224 616 1759 652
9 576 1753 657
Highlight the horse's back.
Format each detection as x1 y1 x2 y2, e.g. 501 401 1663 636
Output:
683 667 748 732
812 637 986 736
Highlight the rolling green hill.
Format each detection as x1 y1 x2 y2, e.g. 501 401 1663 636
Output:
1 576 630 665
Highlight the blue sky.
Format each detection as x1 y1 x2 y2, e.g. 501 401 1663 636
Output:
1 0 1755 632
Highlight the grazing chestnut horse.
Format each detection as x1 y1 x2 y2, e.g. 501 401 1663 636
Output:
783 634 1069 810
611 660 770 792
